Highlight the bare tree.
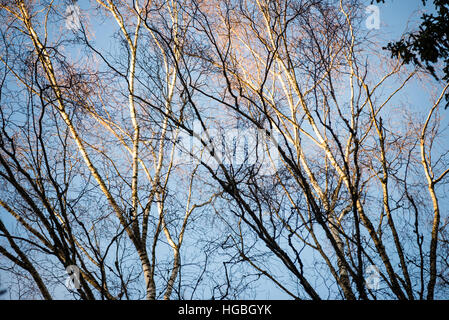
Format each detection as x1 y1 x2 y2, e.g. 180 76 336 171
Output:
137 0 449 299
1 0 448 300
0 0 220 300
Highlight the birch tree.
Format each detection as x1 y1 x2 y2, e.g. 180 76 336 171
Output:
0 0 219 300
139 0 449 299
1 0 449 300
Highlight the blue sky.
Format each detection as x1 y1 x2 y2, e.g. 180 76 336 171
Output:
0 0 445 300
376 0 427 38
